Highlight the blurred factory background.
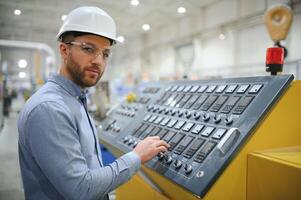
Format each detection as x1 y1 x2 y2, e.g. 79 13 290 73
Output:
0 0 300 199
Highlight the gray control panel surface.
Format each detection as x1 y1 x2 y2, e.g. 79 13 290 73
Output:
99 75 293 197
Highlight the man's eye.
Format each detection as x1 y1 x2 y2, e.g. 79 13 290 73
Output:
82 46 95 54
103 52 110 58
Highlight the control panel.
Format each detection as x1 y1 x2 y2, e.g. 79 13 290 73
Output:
99 75 293 198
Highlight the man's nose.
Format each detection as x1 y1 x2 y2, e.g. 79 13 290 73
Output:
92 53 105 66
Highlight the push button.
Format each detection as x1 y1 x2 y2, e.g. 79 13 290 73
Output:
212 129 227 139
237 84 250 94
215 85 227 93
191 124 204 134
249 84 263 94
201 127 215 137
197 85 208 93
225 85 238 93
206 85 217 93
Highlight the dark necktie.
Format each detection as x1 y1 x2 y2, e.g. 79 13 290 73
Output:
79 94 102 166
79 95 110 200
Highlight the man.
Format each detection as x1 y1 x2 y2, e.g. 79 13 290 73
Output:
18 6 169 200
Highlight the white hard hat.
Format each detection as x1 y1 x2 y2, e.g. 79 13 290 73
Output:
57 6 117 44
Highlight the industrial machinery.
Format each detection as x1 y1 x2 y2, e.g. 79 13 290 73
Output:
99 74 301 199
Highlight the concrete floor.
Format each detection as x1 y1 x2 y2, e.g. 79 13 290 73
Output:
0 110 24 200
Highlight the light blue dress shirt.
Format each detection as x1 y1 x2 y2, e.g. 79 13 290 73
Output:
18 74 141 200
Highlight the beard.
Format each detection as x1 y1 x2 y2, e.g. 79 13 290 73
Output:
65 53 103 88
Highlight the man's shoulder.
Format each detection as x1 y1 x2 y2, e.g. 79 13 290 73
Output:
21 82 76 117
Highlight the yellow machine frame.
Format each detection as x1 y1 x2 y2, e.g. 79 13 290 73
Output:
102 80 301 200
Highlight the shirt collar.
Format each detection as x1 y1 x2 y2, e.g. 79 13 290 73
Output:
47 73 88 99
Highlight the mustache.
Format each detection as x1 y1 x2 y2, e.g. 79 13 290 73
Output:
85 65 101 73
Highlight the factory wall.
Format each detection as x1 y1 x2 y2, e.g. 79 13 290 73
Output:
106 0 301 83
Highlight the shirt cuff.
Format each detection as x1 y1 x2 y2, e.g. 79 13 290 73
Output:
120 151 141 174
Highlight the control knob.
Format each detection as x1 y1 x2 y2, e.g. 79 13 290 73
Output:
213 114 221 123
177 110 184 117
202 113 210 121
225 116 233 125
193 112 201 120
171 109 177 116
123 136 129 144
185 111 192 119
174 160 182 169
164 155 173 164
132 141 138 148
157 152 165 160
184 164 193 174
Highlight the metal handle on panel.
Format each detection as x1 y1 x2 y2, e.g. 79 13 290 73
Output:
217 128 240 155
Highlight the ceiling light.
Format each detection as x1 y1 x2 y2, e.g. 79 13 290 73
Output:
219 33 225 40
131 0 139 6
61 15 67 21
117 36 125 43
14 9 21 16
18 59 27 68
177 7 186 14
19 72 27 79
142 24 150 31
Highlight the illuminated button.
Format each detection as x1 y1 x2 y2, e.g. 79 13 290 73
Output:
197 85 208 93
206 85 217 93
174 121 186 130
201 127 215 137
237 84 250 94
148 115 157 123
165 86 172 91
190 85 200 93
171 85 179 92
191 124 204 134
167 119 178 128
183 85 193 92
249 84 263 94
154 116 164 124
160 118 170 126
225 85 238 93
215 85 227 93
212 129 227 139
182 122 194 132
177 85 185 92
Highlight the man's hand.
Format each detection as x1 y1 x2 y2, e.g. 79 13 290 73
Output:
133 136 170 164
